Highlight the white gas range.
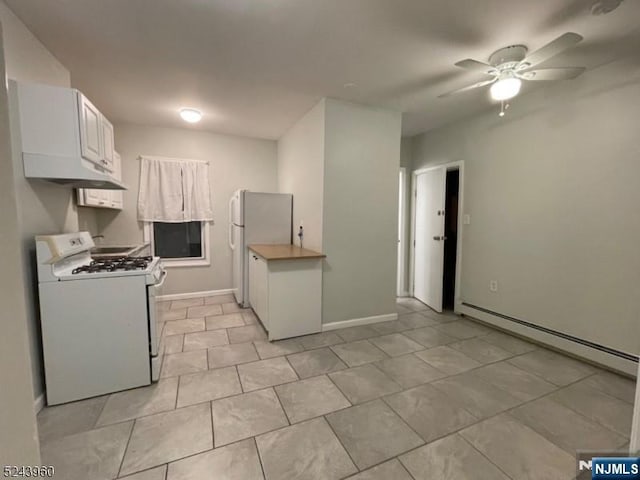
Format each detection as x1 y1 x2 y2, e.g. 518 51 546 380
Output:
36 231 167 405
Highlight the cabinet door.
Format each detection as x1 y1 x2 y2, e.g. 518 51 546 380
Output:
254 256 269 329
100 115 115 173
98 189 111 208
249 254 259 311
110 151 123 209
77 93 103 166
84 189 102 206
249 254 269 329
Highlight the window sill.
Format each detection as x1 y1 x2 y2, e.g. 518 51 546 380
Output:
160 258 210 268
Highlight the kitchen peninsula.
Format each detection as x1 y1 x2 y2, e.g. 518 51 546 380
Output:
248 244 325 340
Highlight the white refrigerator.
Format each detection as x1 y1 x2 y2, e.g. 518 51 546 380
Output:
229 190 293 307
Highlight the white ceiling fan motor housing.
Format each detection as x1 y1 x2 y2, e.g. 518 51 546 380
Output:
488 45 528 71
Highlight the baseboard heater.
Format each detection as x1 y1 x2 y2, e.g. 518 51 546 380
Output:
462 302 638 364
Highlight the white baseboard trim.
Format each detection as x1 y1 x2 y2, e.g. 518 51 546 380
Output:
397 291 411 298
322 313 398 332
34 393 45 413
158 289 234 301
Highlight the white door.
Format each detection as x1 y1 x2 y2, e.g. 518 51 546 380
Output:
397 168 406 296
414 167 446 312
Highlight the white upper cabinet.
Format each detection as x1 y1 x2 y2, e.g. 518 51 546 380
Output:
13 82 126 210
78 93 103 167
101 115 115 173
77 151 124 210
10 80 124 189
82 188 102 206
78 93 114 173
110 152 124 209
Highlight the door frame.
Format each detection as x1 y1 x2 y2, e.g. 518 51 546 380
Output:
409 160 465 311
397 167 408 296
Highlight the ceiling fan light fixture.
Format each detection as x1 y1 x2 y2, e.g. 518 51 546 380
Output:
180 108 202 123
490 77 522 101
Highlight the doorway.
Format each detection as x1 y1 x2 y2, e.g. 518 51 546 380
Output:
411 162 463 313
442 170 459 310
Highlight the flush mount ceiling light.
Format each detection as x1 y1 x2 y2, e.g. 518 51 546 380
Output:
490 75 522 101
179 108 202 123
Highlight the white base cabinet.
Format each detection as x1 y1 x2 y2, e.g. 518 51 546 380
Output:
248 249 323 340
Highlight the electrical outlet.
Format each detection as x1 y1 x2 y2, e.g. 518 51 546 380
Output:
489 280 498 292
463 214 471 225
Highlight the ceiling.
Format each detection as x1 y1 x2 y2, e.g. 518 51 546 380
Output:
5 0 640 139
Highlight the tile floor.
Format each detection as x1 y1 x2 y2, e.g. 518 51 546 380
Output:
38 294 636 480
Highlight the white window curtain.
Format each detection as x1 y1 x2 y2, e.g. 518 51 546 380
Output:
137 156 213 223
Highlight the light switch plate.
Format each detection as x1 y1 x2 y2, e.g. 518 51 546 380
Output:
463 214 471 225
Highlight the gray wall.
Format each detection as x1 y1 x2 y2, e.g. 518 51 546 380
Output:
277 99 325 251
322 99 402 324
1 2 80 401
410 57 640 359
96 123 278 295
0 20 40 464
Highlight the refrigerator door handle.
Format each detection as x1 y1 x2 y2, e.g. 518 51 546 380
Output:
228 195 236 250
228 195 235 225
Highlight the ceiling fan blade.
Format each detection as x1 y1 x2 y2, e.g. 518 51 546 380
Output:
519 67 585 81
454 59 498 76
438 78 497 98
518 32 583 69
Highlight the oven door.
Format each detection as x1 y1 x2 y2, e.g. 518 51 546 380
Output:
148 266 167 381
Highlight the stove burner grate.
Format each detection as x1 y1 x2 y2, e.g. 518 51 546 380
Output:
72 256 154 275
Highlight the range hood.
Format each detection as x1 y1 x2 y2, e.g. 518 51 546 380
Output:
9 80 127 191
23 153 127 190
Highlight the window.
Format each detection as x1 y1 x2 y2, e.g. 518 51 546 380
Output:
144 221 210 267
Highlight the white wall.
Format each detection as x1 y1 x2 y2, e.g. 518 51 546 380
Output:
277 98 402 325
96 123 278 295
0 2 68 87
411 58 640 370
322 99 402 324
0 2 80 402
0 20 40 464
277 99 325 251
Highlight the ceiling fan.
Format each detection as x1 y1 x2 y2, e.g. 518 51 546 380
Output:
439 32 586 101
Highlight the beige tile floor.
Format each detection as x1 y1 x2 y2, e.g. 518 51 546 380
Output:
38 294 636 480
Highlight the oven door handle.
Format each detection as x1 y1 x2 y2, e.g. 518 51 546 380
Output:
155 269 168 288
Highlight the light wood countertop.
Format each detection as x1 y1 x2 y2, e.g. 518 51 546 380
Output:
249 244 326 261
